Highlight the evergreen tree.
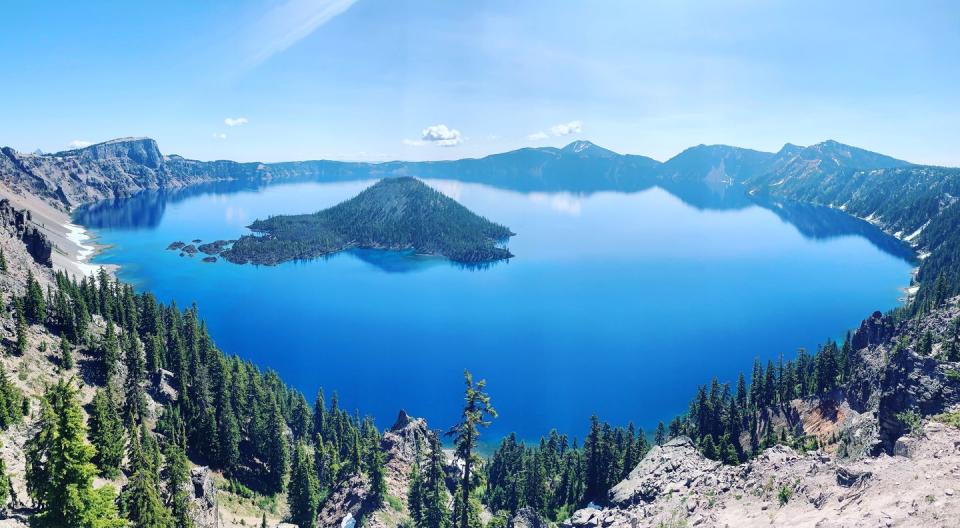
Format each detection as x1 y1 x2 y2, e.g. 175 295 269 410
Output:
101 320 120 383
420 434 450 528
25 379 125 528
264 399 290 494
163 442 194 528
14 301 27 356
0 446 9 510
446 371 496 528
654 421 666 446
408 458 424 526
0 363 24 430
24 270 46 325
0 248 7 273
366 442 387 508
121 426 172 527
60 336 74 370
88 387 125 478
288 442 320 528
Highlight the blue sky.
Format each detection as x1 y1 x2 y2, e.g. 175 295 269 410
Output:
2 0 958 165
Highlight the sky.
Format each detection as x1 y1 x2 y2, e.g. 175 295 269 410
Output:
1 0 959 165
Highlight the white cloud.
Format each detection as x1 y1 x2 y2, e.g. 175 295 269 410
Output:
406 124 463 147
224 117 248 127
527 131 549 141
213 133 228 140
550 120 583 136
249 0 359 66
68 140 93 149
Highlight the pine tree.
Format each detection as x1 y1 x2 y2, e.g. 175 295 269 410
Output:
0 363 24 430
88 387 125 478
420 434 450 528
0 248 7 273
101 320 120 382
366 442 387 508
124 335 148 425
446 371 496 528
654 421 666 446
14 301 27 356
0 447 10 510
164 442 194 528
25 378 125 527
121 425 172 527
60 336 74 370
408 458 425 525
288 442 320 528
24 270 46 325
264 399 290 494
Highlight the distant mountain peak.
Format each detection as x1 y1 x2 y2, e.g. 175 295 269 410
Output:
561 140 618 157
802 139 910 169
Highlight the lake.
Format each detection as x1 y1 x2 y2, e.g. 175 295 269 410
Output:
75 177 914 440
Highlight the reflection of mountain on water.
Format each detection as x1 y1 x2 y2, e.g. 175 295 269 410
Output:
755 198 917 262
656 180 754 211
71 178 308 230
73 172 915 265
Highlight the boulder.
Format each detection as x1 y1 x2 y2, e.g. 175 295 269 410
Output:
509 507 548 528
189 466 220 528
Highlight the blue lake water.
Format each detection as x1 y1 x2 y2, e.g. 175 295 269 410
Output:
76 178 914 440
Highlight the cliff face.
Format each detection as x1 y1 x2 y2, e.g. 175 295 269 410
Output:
0 199 52 267
0 139 271 210
316 410 434 528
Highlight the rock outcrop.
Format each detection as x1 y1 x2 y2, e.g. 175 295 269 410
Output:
316 410 433 528
509 506 548 528
566 424 960 527
0 139 270 210
0 199 52 267
565 298 960 527
189 466 221 528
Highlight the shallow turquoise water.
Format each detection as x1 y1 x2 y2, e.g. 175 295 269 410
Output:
77 178 913 439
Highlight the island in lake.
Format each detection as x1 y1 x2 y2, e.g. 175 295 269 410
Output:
179 177 515 265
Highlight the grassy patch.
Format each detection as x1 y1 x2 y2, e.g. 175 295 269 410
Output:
933 411 960 429
385 494 404 512
945 369 960 382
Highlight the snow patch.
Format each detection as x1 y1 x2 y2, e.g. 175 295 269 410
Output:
64 223 101 276
904 221 929 242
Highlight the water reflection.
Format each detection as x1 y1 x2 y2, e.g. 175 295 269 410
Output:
74 175 914 264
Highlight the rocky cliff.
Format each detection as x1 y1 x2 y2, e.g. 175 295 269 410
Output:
0 139 270 210
316 410 434 528
563 299 960 527
0 199 52 267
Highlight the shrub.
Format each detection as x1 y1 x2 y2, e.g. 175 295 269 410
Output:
778 484 793 506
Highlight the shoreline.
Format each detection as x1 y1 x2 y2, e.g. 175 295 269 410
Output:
0 181 116 278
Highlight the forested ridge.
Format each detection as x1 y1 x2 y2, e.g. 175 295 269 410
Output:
221 177 514 266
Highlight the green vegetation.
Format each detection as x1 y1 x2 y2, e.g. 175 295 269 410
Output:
221 177 514 265
25 379 125 528
896 410 924 437
933 411 960 429
777 484 792 506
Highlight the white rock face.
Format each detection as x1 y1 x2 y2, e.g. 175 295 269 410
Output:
565 423 960 528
